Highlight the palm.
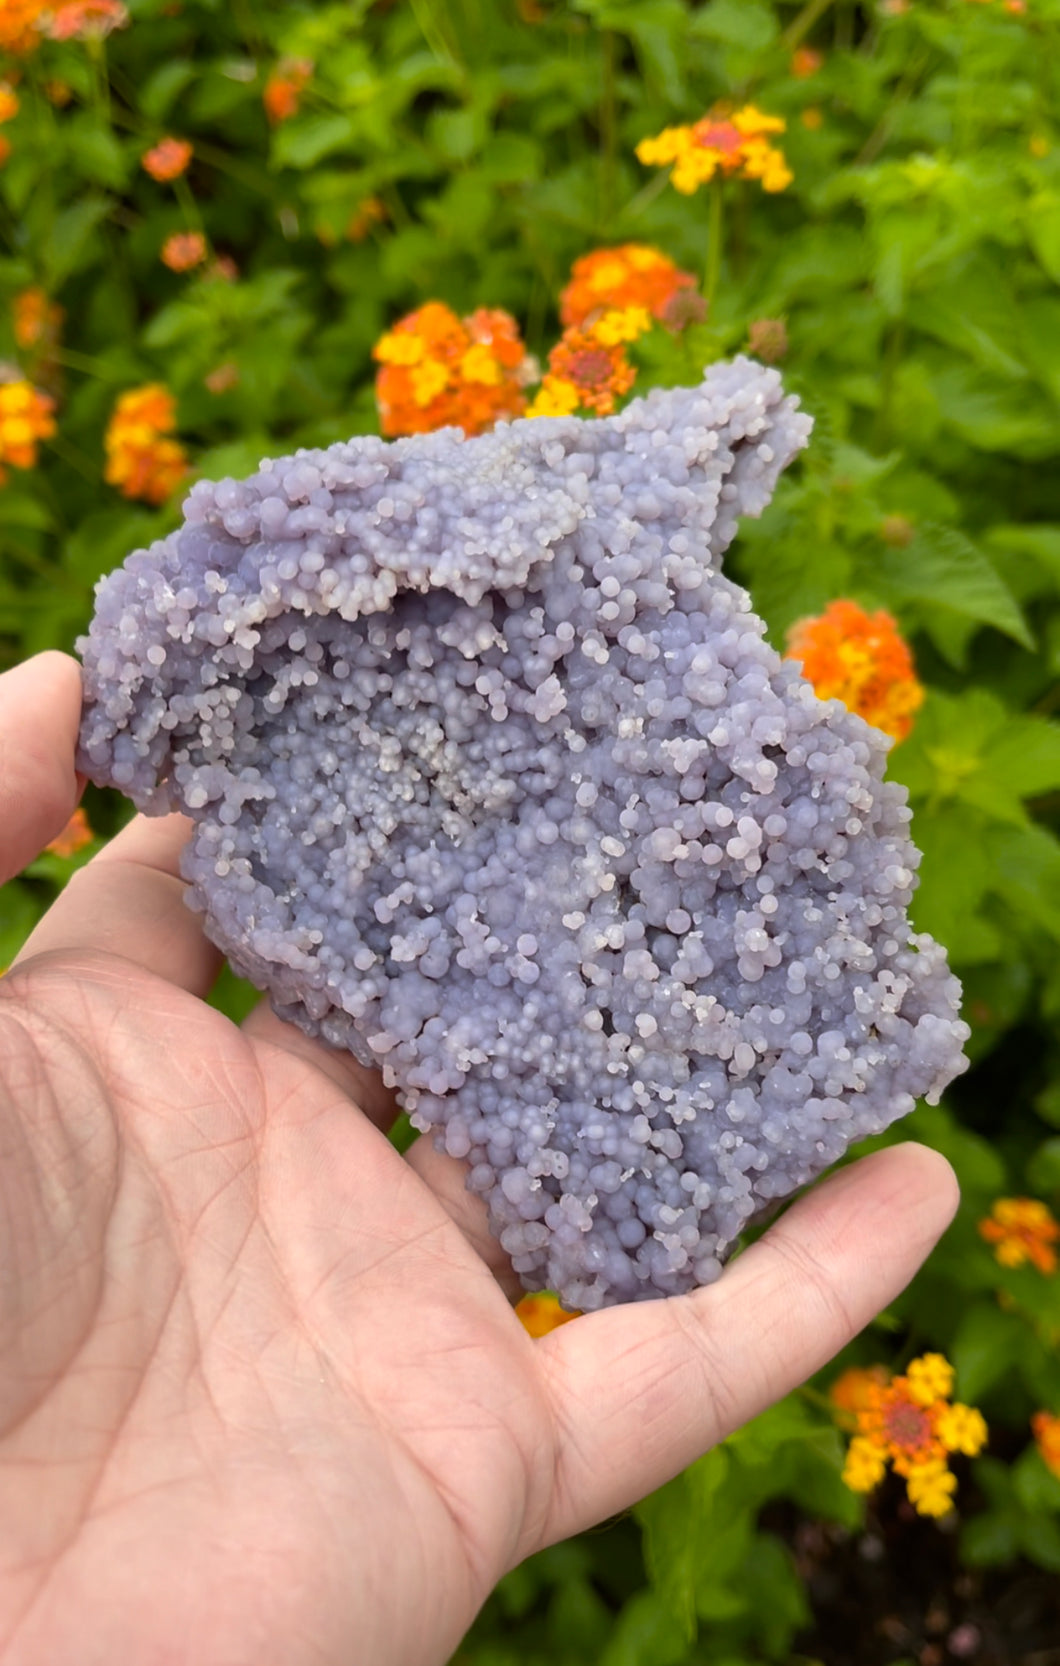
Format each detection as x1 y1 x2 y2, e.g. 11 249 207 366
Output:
0 654 960 1666
1 951 551 1664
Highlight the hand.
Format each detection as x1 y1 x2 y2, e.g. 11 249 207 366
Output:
0 652 958 1666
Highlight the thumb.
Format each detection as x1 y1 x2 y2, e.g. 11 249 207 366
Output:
0 653 83 885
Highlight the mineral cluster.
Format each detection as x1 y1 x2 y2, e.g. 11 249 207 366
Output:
77 357 969 1309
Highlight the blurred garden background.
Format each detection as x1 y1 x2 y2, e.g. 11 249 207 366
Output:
1 0 1060 1660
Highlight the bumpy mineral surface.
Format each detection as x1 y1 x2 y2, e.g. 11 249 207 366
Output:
77 357 969 1309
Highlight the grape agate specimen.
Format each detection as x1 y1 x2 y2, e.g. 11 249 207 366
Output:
77 358 969 1310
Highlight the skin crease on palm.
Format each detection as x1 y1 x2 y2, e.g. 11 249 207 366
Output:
0 650 959 1666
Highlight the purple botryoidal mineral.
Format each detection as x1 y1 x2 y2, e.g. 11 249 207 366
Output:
77 358 969 1310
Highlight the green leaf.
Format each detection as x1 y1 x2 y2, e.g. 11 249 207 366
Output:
990 826 1060 946
139 60 196 121
689 0 778 51
931 364 1059 458
907 261 1028 380
961 1509 1019 1567
985 524 1060 588
1012 1447 1060 1516
0 881 38 967
634 1446 739 1643
950 1299 1025 1402
41 198 110 287
272 113 357 169
1025 1138 1060 1197
875 524 1033 652
1027 190 1060 283
65 121 128 190
599 1591 693 1666
1018 1512 1060 1572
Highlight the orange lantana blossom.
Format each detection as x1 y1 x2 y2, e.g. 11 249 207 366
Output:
142 136 193 182
0 377 55 471
560 244 699 335
45 807 94 857
785 599 924 743
791 46 824 77
161 230 207 272
515 1292 580 1339
527 315 638 420
347 195 387 241
263 57 312 124
636 104 793 195
104 383 188 506
979 1197 1060 1275
373 302 533 438
828 1364 890 1431
1032 1411 1060 1479
13 286 63 355
44 0 129 40
837 1353 988 1518
0 0 48 53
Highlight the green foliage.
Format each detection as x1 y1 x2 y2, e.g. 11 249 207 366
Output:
2 0 1060 1658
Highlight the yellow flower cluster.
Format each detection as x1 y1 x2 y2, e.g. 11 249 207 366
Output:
374 302 532 438
559 244 699 334
636 104 793 196
0 377 56 473
103 383 188 506
979 1197 1060 1275
835 1354 987 1518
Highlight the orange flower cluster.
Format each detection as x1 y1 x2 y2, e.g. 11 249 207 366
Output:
829 1363 890 1430
746 317 789 364
142 136 193 182
45 807 94 857
161 230 207 272
636 104 793 196
515 1292 579 1338
528 315 639 419
0 377 55 471
785 599 924 743
373 302 532 438
103 383 188 506
979 1197 1060 1275
347 195 387 241
263 57 313 124
0 0 48 53
1032 1410 1060 1479
836 1354 988 1518
13 286 63 355
559 244 698 334
791 47 824 77
45 0 129 41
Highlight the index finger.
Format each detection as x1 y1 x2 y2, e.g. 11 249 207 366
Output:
0 652 82 884
16 810 223 996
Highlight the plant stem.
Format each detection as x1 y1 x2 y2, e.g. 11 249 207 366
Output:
598 28 616 233
625 171 668 220
856 47 931 167
174 174 204 232
782 0 837 53
704 178 724 308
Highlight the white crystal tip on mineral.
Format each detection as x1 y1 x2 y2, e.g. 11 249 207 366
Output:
77 357 970 1310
